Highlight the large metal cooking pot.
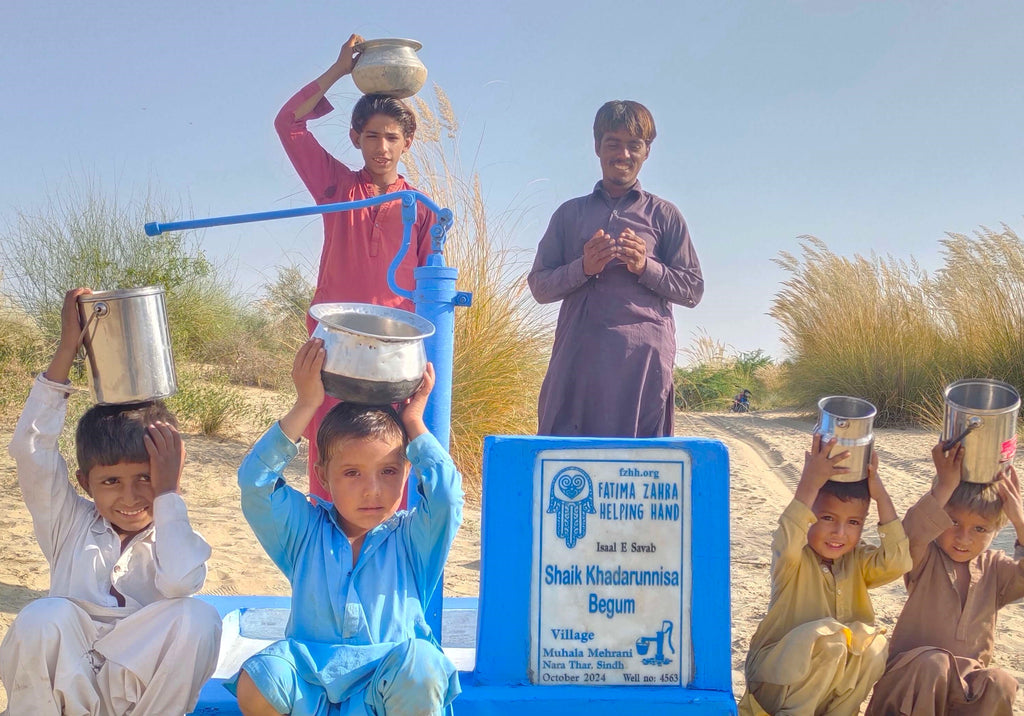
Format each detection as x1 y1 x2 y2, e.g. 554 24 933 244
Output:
310 302 434 404
77 286 177 405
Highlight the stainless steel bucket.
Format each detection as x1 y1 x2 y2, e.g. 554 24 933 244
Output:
77 286 177 405
310 302 434 404
814 396 877 482
942 379 1020 483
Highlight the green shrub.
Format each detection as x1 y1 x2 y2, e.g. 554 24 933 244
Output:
168 370 245 436
673 332 780 411
0 176 249 367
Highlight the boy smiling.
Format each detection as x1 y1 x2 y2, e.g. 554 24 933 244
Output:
528 100 704 438
866 444 1024 714
0 288 221 715
740 434 911 715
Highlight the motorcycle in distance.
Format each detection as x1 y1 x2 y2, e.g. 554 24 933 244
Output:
731 389 752 413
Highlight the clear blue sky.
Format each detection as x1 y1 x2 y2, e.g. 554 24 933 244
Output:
3 1 1022 360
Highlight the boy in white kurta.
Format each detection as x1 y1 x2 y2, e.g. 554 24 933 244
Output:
0 288 222 715
739 434 912 716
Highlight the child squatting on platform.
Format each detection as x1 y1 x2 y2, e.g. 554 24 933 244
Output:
0 288 222 715
228 338 463 715
865 443 1024 714
739 434 912 715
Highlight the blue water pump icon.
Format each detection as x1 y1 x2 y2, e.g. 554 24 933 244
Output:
635 620 675 666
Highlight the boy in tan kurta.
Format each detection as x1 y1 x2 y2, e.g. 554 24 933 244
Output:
866 443 1024 715
739 435 912 716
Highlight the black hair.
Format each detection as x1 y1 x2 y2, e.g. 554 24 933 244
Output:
819 479 871 503
946 480 1008 527
316 402 408 467
593 100 656 146
351 94 417 137
75 401 177 476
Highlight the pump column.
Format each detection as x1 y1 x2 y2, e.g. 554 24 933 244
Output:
404 198 471 636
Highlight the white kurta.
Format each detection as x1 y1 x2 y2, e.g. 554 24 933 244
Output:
1 376 222 715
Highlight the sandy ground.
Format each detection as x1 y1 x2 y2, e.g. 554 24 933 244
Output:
1 407 1023 713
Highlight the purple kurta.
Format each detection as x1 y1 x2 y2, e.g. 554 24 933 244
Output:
528 181 704 437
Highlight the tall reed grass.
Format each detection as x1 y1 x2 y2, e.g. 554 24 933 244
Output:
771 228 1024 425
931 226 1024 395
405 86 551 488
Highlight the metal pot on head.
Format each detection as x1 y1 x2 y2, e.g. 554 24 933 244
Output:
814 396 877 482
77 286 177 405
942 379 1020 483
310 303 434 405
351 38 427 99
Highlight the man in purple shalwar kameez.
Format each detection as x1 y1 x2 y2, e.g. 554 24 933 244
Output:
529 100 704 437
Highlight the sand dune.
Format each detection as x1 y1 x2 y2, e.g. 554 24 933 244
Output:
1 409 1022 713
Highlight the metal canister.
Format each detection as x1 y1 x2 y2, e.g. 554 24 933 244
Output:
942 379 1020 483
77 286 177 404
814 396 877 482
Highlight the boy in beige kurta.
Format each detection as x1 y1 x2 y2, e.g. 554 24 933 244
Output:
739 435 912 716
866 443 1024 716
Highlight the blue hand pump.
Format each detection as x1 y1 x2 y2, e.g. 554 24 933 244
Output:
146 190 472 637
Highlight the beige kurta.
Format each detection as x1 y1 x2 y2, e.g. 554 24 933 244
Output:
865 493 1024 715
740 499 912 715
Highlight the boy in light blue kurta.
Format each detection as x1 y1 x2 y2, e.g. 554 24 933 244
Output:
228 338 463 715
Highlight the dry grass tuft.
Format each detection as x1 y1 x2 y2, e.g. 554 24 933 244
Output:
771 227 1024 425
407 85 551 489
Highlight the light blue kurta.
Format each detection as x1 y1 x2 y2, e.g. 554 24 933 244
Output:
232 423 463 713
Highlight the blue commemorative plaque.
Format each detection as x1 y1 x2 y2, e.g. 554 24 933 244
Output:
530 448 691 686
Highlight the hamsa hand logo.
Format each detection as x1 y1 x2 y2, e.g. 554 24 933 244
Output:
547 466 596 549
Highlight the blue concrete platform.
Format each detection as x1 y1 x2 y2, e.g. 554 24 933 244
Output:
189 595 479 715
189 595 735 715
